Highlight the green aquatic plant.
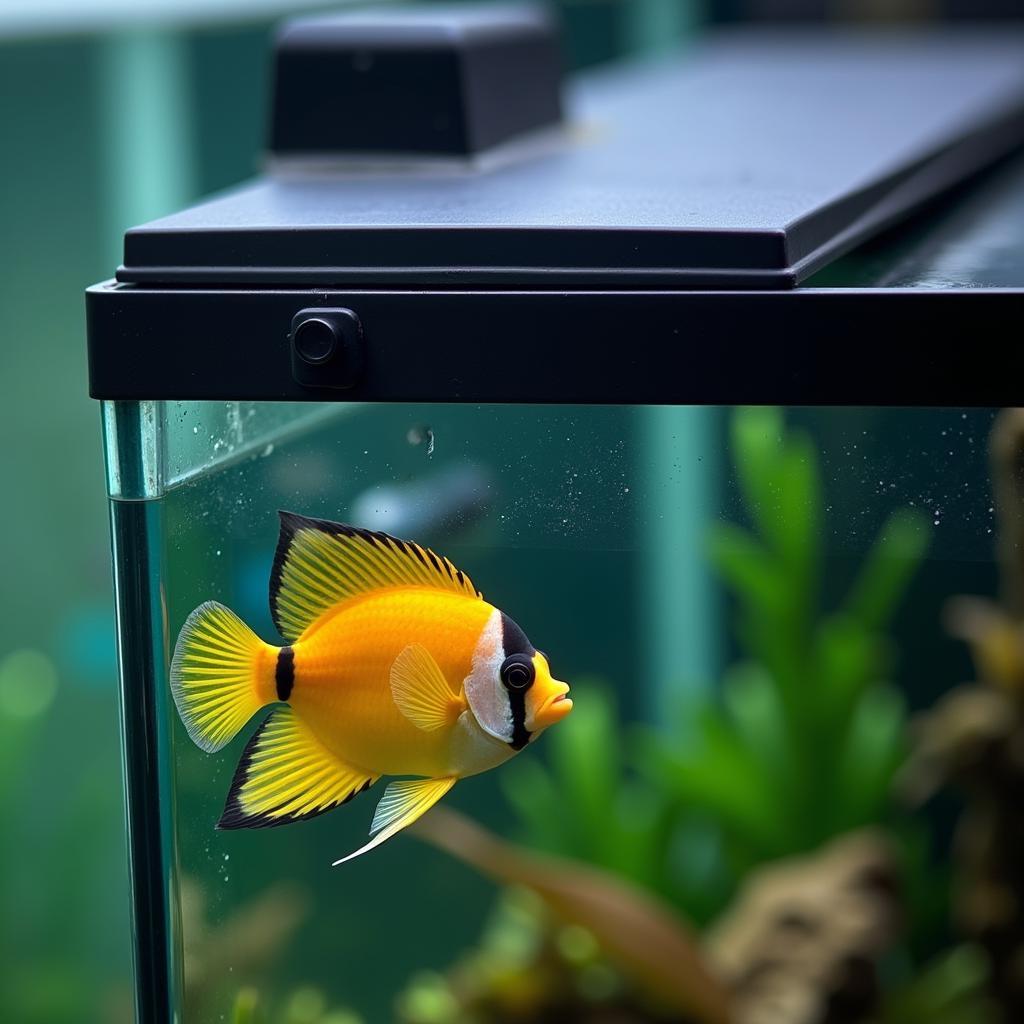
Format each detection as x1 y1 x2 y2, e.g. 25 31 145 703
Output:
395 887 693 1024
638 407 929 888
499 681 675 897
231 985 364 1024
879 945 997 1024
500 408 930 925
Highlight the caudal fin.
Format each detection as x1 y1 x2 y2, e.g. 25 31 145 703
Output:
170 601 275 753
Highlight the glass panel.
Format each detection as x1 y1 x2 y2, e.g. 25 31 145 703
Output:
107 400 1006 1023
102 400 352 499
809 151 1024 289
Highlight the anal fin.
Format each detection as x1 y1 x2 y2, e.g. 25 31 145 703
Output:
332 776 456 865
219 708 378 829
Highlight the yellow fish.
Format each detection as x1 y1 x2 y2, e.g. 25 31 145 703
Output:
170 511 573 864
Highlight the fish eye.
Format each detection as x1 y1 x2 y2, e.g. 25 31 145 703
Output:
500 654 535 691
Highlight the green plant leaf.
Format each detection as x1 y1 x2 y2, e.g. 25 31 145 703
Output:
232 989 260 1024
731 406 785 528
812 613 879 721
548 687 622 861
730 407 820 590
721 662 790 779
830 685 906 833
881 945 994 1024
636 709 787 857
502 687 666 886
773 433 822 583
845 508 931 631
707 524 783 614
500 756 572 855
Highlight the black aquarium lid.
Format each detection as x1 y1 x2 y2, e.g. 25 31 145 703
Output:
117 22 1024 290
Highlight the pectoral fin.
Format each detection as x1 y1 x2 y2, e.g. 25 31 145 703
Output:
390 644 465 731
332 777 456 866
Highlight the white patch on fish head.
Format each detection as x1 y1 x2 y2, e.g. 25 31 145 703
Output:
463 607 513 743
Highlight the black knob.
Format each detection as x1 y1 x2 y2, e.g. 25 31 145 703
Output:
293 317 338 365
290 308 364 390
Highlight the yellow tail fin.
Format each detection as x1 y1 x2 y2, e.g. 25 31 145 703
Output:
170 601 276 753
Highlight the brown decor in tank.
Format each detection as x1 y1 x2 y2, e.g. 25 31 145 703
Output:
901 408 1024 1023
704 831 901 1024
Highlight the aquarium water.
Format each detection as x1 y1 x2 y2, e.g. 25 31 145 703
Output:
103 399 1004 1023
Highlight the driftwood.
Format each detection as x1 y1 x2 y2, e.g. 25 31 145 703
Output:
705 832 900 1024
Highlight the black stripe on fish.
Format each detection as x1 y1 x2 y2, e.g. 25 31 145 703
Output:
500 612 535 657
508 688 531 750
275 646 295 701
501 613 534 749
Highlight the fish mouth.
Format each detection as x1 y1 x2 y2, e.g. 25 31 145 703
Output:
535 684 573 726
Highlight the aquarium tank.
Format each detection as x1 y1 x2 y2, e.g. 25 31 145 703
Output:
86 7 1024 1024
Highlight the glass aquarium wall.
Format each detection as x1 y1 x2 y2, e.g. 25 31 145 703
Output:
106 399 1015 1024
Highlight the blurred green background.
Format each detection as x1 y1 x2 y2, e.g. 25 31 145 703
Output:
2 1 1021 1021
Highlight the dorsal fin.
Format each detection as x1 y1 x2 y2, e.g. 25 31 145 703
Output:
270 511 482 641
